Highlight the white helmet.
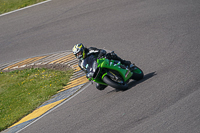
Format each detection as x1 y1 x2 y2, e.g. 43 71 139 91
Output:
72 43 85 59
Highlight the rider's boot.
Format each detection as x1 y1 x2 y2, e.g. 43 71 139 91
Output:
107 51 135 70
121 60 135 70
129 63 135 71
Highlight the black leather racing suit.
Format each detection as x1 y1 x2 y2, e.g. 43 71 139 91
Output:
78 47 131 71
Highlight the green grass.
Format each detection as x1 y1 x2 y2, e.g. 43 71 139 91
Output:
0 68 73 131
0 0 45 14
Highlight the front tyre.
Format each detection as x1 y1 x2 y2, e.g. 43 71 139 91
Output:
96 83 107 90
103 75 128 90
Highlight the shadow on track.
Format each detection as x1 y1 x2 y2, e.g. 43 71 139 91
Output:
107 71 157 93
124 71 157 91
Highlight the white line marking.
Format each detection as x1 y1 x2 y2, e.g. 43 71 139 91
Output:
16 82 91 133
0 0 52 17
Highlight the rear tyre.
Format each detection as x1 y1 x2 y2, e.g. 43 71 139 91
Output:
103 75 128 90
131 66 144 81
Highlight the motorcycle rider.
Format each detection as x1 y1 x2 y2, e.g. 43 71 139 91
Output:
72 43 134 90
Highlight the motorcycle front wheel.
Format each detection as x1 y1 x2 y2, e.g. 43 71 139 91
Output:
102 75 128 90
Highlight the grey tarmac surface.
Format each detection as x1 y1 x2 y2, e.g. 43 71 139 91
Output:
1 0 200 133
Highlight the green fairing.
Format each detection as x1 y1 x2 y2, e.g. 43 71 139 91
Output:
92 58 133 85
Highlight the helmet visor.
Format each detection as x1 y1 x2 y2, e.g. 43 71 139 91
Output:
76 50 83 59
76 50 82 56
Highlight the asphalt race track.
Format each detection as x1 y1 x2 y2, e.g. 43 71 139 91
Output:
1 0 200 133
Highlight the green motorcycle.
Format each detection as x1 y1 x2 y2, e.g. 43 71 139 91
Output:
84 55 144 91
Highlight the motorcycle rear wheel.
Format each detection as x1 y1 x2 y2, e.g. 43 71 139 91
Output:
131 66 144 81
103 75 128 90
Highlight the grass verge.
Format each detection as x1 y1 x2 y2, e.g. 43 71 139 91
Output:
0 68 73 131
0 0 46 14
